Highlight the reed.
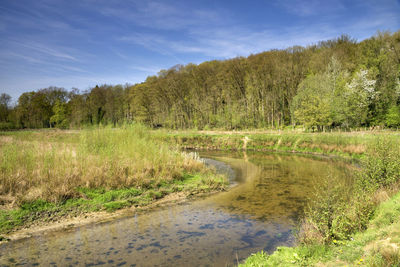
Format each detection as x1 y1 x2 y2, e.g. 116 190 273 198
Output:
0 125 220 207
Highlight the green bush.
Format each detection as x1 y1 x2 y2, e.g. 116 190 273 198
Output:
357 138 400 191
300 137 400 244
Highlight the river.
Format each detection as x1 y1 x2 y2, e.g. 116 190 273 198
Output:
0 151 351 266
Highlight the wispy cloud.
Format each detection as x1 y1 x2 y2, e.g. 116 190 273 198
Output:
116 0 399 59
16 42 78 61
276 0 346 17
119 33 185 63
93 0 227 31
129 65 164 74
120 23 339 59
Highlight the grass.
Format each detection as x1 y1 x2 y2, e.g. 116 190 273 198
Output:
0 125 227 234
158 129 400 160
239 135 400 266
240 189 400 267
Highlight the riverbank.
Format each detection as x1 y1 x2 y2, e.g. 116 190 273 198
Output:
0 144 354 266
157 129 399 160
0 190 224 243
0 127 227 240
233 131 400 266
240 188 400 266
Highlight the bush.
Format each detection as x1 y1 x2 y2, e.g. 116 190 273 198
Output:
299 137 400 244
357 138 400 191
0 122 15 130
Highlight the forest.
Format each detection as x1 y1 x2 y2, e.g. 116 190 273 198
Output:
1 31 399 130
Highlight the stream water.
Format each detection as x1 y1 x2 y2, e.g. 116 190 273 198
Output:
0 151 351 267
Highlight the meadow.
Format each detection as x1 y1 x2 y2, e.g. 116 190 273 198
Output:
0 125 227 234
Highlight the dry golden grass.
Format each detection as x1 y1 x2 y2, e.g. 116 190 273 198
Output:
0 126 206 206
297 219 325 245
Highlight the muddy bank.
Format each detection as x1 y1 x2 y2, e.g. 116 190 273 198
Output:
0 190 224 243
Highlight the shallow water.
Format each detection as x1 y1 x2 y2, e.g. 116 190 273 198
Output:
0 151 351 267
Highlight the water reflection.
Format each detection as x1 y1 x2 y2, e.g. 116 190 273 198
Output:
0 152 351 266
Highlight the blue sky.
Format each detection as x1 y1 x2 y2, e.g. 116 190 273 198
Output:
1 0 399 102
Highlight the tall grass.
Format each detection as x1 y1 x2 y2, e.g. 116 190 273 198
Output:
0 125 205 206
163 131 400 158
298 136 400 244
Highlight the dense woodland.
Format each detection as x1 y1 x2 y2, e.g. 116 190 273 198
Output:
1 31 400 130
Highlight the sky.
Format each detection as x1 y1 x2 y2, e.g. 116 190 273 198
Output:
0 0 399 102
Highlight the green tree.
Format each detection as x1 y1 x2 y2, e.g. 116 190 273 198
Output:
0 93 11 122
291 73 333 130
385 105 400 127
50 100 69 128
342 69 376 126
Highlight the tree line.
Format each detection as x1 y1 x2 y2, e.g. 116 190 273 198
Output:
1 31 399 130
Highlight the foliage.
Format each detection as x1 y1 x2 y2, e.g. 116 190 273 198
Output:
241 187 400 267
291 73 334 130
341 69 377 126
357 138 400 191
385 104 400 127
0 93 11 123
50 100 69 128
298 137 400 245
3 31 400 130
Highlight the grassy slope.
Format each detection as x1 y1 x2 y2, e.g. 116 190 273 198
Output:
240 190 400 267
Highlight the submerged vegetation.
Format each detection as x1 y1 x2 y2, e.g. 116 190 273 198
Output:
0 126 227 234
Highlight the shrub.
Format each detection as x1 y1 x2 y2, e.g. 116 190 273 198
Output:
299 137 400 244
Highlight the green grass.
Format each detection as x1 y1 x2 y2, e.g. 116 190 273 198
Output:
159 130 400 160
240 191 400 267
0 126 227 234
0 172 227 234
234 132 400 266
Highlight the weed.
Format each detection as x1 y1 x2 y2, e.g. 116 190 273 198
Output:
0 126 227 233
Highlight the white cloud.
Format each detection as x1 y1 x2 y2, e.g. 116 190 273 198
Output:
276 0 346 17
116 0 399 59
93 0 227 31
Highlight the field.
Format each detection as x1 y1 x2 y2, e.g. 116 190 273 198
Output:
0 125 227 235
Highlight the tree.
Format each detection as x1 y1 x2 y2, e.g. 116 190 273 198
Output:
50 100 69 128
6 30 400 130
386 105 400 127
291 73 333 130
342 69 377 126
0 93 11 122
